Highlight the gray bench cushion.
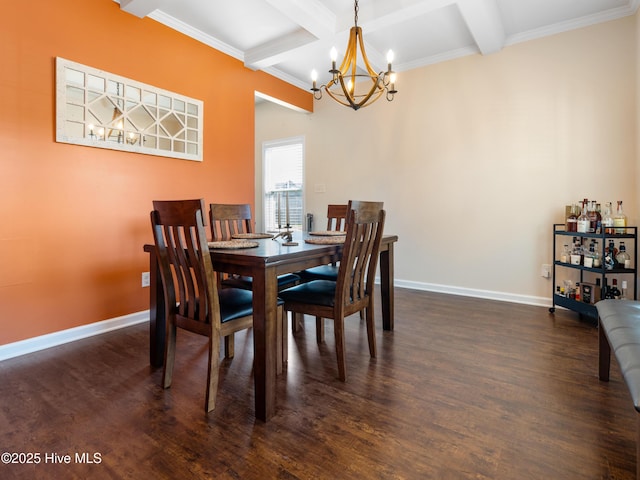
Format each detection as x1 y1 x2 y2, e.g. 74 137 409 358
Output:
596 299 640 412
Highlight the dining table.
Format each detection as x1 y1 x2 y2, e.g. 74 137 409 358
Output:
143 231 398 422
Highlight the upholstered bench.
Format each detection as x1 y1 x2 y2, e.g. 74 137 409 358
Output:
597 299 640 478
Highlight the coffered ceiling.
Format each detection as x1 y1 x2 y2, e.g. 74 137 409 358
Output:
117 0 638 92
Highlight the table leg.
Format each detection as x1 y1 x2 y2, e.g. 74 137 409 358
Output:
379 242 395 331
148 248 165 367
251 268 278 422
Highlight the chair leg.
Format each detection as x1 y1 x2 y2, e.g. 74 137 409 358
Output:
162 321 177 389
277 307 286 375
205 328 221 412
366 306 377 358
334 316 347 382
224 334 235 359
292 312 303 333
315 316 325 343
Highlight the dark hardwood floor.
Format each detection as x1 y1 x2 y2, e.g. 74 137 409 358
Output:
0 289 636 479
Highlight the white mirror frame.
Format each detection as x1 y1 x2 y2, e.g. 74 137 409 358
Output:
56 57 203 161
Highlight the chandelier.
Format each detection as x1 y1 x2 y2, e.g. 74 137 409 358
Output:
311 0 397 111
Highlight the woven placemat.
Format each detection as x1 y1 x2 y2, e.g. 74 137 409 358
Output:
309 230 346 236
231 233 273 239
208 240 259 249
305 236 345 245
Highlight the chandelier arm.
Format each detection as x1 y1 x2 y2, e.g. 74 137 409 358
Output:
356 28 379 77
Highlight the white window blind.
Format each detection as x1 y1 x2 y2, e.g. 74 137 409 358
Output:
263 137 304 231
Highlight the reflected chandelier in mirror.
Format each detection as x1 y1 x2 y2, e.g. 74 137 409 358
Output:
55 57 203 161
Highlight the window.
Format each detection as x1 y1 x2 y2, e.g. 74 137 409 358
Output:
263 137 304 231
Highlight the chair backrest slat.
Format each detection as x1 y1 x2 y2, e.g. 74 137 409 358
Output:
152 199 219 330
209 203 253 241
326 204 348 231
335 201 385 309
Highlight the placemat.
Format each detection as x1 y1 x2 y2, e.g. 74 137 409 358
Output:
208 240 259 249
309 230 346 236
305 236 346 245
231 233 273 239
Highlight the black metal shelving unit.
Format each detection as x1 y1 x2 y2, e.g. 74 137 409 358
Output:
550 224 637 322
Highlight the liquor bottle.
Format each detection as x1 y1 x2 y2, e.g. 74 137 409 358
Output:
584 242 598 268
596 203 602 233
560 244 571 263
604 239 617 270
592 240 601 267
566 204 578 232
570 237 583 265
616 241 631 269
588 200 601 234
614 200 627 234
610 279 621 299
602 202 614 235
621 280 628 300
577 200 589 233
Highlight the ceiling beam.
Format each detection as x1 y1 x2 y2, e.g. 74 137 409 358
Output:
244 0 336 70
264 0 336 39
245 30 319 70
456 0 505 55
119 0 164 18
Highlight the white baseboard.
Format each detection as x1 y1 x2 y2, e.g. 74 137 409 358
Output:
0 310 149 362
0 280 552 363
393 279 552 308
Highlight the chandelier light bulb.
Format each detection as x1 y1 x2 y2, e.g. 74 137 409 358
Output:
330 47 338 62
386 50 394 64
311 69 318 82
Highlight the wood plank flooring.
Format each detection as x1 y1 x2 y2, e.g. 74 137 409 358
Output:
0 288 636 479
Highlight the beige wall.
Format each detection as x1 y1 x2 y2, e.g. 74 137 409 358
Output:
256 15 638 306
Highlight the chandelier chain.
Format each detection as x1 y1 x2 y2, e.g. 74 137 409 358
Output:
354 0 359 28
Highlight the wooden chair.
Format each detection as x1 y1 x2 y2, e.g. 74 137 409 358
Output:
278 201 385 381
296 204 350 337
209 202 301 291
151 199 284 412
209 203 253 240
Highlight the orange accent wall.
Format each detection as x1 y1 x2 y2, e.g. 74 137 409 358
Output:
0 0 312 345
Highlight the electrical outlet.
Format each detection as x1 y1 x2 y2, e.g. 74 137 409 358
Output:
141 272 150 287
541 264 551 278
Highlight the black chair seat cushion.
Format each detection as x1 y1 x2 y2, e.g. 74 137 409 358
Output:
278 280 336 307
222 273 301 291
298 265 338 282
218 288 254 322
217 287 283 323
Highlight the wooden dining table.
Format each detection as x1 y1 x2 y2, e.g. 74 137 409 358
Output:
143 231 398 422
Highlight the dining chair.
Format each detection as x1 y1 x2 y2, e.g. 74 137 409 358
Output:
209 203 253 241
209 202 301 290
278 201 385 381
151 199 284 412
296 203 355 338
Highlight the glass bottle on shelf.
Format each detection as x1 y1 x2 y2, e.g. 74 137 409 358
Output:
610 279 621 299
584 242 598 268
604 239 617 270
577 200 589 233
592 240 601 267
560 244 571 263
616 241 631 269
602 202 614 235
588 200 600 234
566 204 578 232
621 280 628 300
570 237 583 265
614 200 627 234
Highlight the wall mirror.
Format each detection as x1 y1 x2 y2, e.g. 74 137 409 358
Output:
56 57 203 161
